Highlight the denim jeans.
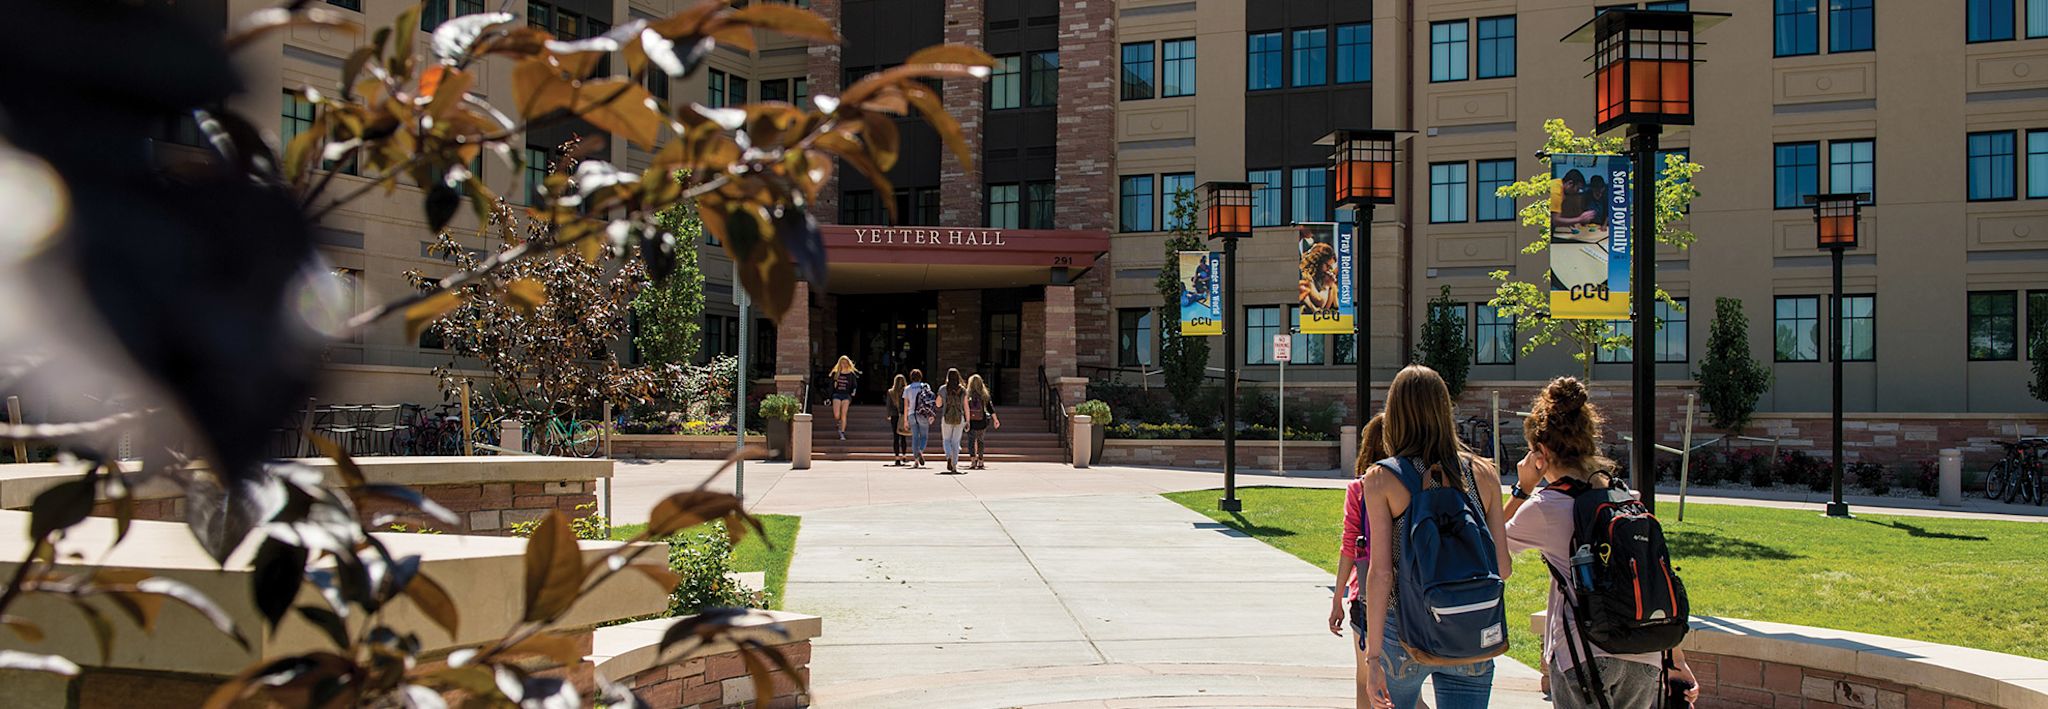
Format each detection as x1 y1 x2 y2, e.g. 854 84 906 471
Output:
941 422 965 468
1381 640 1495 709
910 418 930 463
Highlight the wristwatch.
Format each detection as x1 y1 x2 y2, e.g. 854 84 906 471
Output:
1510 485 1533 500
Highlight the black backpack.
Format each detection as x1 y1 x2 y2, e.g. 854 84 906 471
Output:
1544 476 1691 708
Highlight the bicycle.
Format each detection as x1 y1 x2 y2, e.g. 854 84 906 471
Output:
1457 415 1495 457
1987 438 2048 505
532 413 603 457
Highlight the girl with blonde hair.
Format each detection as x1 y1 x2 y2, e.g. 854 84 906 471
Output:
828 355 860 441
964 374 1000 470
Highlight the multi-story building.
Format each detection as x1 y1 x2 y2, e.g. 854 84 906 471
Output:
189 0 2047 426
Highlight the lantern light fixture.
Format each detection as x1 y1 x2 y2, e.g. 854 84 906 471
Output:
1564 9 1728 135
1201 181 1256 240
1316 129 1409 207
1807 193 1867 251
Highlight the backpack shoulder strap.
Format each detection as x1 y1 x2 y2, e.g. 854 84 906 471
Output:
1373 456 1422 497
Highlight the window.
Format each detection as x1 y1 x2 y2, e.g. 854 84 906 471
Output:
1837 294 1875 361
1162 39 1197 97
2029 130 2048 199
524 146 550 205
985 312 1022 368
1476 159 1517 222
842 189 878 225
283 91 357 175
1828 139 1875 204
1430 162 1469 223
917 188 941 227
1597 319 1633 363
1773 142 1819 209
1336 24 1371 84
1430 21 1469 82
794 78 809 106
1645 1 1690 10
326 0 361 10
1249 169 1283 227
987 184 1019 228
760 78 788 102
1118 309 1156 367
2034 0 2048 38
1969 292 2019 360
1122 43 1154 100
1025 181 1055 229
1120 175 1156 232
990 55 1021 109
1287 306 1327 364
1476 16 1516 79
1162 173 1197 229
1246 306 1282 364
1249 32 1283 90
1291 167 1328 223
1474 304 1514 364
1970 0 2016 42
708 69 727 107
1774 0 1819 57
1656 299 1690 363
1969 131 2018 202
422 0 484 31
1292 28 1329 87
2030 290 2048 359
1335 333 1357 365
1027 51 1059 107
1830 0 1874 52
1774 296 1821 362
729 77 748 104
645 65 671 102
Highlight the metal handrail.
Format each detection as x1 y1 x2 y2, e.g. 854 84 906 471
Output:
1038 366 1070 460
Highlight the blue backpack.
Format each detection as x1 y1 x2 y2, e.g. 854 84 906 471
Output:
1382 456 1509 665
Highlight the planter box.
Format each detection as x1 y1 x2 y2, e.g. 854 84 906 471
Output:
1100 438 1343 471
609 434 770 460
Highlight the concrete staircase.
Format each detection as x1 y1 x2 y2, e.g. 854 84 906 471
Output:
809 405 1067 463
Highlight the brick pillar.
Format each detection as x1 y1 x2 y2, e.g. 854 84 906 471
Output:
1072 266 1112 370
939 0 986 225
1020 301 1046 405
935 290 983 373
1053 0 1114 231
1044 285 1077 381
777 280 812 396
805 0 843 225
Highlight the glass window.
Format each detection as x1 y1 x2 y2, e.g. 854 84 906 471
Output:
759 78 787 102
1162 173 1197 230
1292 28 1328 87
327 0 362 10
1249 169 1283 227
708 68 727 107
990 55 1021 110
645 66 671 102
842 189 877 225
1774 142 1820 209
524 146 551 205
730 77 748 104
1162 39 1197 97
1027 51 1059 107
1249 32 1283 90
1597 319 1633 363
1430 162 1469 223
281 90 316 144
1657 299 1689 363
987 184 1019 228
1828 139 1875 204
1830 0 1874 52
1775 296 1821 362
1475 304 1514 364
1839 294 1875 361
1774 0 1819 57
1336 24 1371 84
1287 306 1327 364
794 77 809 105
1645 1 1690 10
1476 16 1516 79
422 0 451 30
1335 333 1356 364
1025 181 1055 229
1121 42 1154 100
2029 130 2048 199
1970 0 2016 42
1118 309 1155 367
1476 159 1517 222
1291 167 1329 223
1246 306 1281 364
1970 291 2018 360
2030 289 2048 359
1430 21 1469 82
1969 131 2018 202
2034 0 2048 38
916 188 941 226
1119 175 1156 232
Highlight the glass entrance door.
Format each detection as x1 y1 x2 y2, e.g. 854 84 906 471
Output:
837 293 937 403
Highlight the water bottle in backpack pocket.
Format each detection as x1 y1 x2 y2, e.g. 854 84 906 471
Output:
1382 456 1509 665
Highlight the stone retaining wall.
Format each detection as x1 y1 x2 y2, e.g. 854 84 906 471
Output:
1101 439 1342 471
610 434 769 460
355 480 597 534
616 640 812 708
1686 650 1978 709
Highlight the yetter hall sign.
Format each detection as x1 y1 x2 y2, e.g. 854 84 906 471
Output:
822 225 1108 268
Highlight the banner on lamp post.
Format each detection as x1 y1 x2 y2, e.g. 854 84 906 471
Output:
1178 250 1224 336
1294 222 1354 335
1547 153 1633 320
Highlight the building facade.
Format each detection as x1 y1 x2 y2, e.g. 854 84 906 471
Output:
200 0 2047 418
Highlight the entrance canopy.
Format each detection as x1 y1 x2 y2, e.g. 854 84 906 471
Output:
820 225 1108 293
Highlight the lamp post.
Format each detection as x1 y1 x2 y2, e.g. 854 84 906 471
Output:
1808 192 1865 519
1317 129 1404 431
1202 181 1255 513
1565 8 1726 512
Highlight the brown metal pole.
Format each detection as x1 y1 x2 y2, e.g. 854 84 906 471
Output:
8 396 27 463
460 379 474 457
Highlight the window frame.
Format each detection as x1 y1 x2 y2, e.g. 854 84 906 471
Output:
987 183 1020 229
1249 169 1283 227
1474 303 1514 365
1162 38 1197 97
1117 308 1156 367
1285 305 1327 365
2029 289 2048 360
1245 306 1282 365
1773 141 1820 210
1656 298 1689 364
708 68 727 108
1430 20 1470 83
1429 162 1470 224
2033 0 2048 38
1827 138 1876 205
1119 175 1156 233
1774 295 1822 363
1475 15 1516 80
1838 293 1876 362
1774 0 1820 57
2028 130 2048 199
1121 42 1155 101
1475 158 1517 222
990 55 1022 110
1162 173 1197 230
841 189 878 225
1970 0 2017 43
1829 0 1874 53
1026 51 1059 107
1290 166 1329 224
1968 291 2020 361
1291 28 1329 87
1596 319 1634 363
1024 180 1055 229
1248 32 1284 91
1335 23 1371 85
1969 130 2019 202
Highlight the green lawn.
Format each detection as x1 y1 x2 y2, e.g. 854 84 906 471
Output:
1163 486 2048 670
611 514 802 610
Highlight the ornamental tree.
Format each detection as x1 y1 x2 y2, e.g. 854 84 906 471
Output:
1413 285 1473 400
632 182 708 367
1488 119 1703 380
1155 189 1212 418
1695 296 1773 433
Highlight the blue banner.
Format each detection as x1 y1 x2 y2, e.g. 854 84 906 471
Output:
1548 154 1633 320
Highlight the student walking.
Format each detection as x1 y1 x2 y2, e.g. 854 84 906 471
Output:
1360 365 1512 709
936 368 968 474
886 374 910 467
964 374 1000 470
1504 377 1700 709
828 356 859 440
902 370 933 469
1329 414 1388 704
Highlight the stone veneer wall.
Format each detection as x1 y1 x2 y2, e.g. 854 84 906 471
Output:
1101 440 1342 471
355 480 597 534
939 0 985 225
610 435 770 460
803 0 842 224
936 290 983 371
616 640 813 708
1055 0 1115 372
1687 650 1985 709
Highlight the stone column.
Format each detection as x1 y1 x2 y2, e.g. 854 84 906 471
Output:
939 0 986 225
935 290 984 373
805 0 843 224
1020 301 1046 405
1053 0 1115 231
1070 414 1092 468
1044 284 1076 381
776 280 812 397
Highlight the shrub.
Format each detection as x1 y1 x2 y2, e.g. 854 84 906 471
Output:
1073 399 1113 427
757 394 801 422
1696 297 1773 433
511 502 611 541
1731 449 1773 487
1413 285 1473 400
666 521 752 616
1850 461 1891 495
1915 459 1940 497
1775 450 1830 492
1241 424 1330 441
1237 388 1279 428
1686 449 1725 486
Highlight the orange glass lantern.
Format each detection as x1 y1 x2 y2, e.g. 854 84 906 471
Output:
1807 193 1866 250
1317 129 1404 207
1566 9 1727 135
1202 181 1255 240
